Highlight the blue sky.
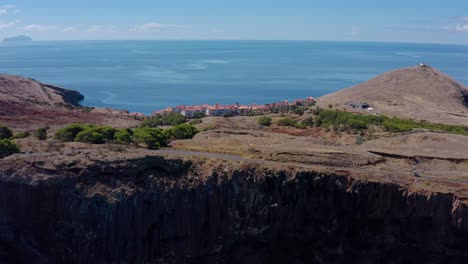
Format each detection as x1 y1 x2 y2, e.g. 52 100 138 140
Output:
0 0 467 44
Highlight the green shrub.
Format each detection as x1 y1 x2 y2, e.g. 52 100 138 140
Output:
115 129 133 145
12 132 30 139
203 125 216 131
133 128 168 149
34 128 48 140
293 108 304 116
302 117 314 127
315 109 468 136
189 118 203 125
0 139 20 158
168 124 198 139
258 116 272 126
347 119 367 130
94 126 117 142
54 124 89 142
141 112 187 127
294 122 306 129
0 125 13 140
75 130 105 144
277 118 296 127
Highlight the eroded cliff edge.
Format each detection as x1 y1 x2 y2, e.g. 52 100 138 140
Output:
0 154 467 264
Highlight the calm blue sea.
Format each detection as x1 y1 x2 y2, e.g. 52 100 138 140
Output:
1 41 467 114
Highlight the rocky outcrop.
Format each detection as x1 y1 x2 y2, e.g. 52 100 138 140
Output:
0 156 467 264
43 84 84 106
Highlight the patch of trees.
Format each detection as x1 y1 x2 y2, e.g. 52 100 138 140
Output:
54 123 198 149
141 113 187 127
277 117 308 129
0 124 21 158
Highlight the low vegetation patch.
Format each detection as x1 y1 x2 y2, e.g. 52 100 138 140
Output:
258 116 272 126
133 127 168 149
141 112 187 127
12 132 30 139
0 125 13 140
0 124 21 158
54 123 198 150
189 118 203 125
315 109 468 136
34 128 48 140
167 124 199 139
0 139 20 158
277 117 309 129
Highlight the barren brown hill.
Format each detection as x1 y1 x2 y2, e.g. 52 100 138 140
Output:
0 74 141 130
317 66 468 125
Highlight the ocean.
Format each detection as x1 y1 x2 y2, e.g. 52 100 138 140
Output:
1 40 467 114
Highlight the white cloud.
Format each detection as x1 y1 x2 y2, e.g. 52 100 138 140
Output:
134 23 184 32
455 24 468 32
63 26 79 32
88 25 104 32
24 24 58 31
2 5 16 9
0 5 16 14
0 21 15 30
87 25 116 32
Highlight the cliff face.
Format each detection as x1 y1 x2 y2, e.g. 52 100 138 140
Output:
0 156 467 264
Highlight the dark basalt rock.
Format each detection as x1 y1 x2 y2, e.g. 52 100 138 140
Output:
43 84 84 106
0 157 467 264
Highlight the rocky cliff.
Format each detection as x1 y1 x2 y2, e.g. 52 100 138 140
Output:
0 155 466 264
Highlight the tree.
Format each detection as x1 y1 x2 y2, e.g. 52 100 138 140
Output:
133 128 168 149
54 124 88 142
258 116 272 126
277 118 296 127
141 113 187 127
115 129 133 145
75 130 105 144
94 126 117 142
0 139 20 158
293 108 304 116
0 125 13 140
34 128 48 140
168 124 198 139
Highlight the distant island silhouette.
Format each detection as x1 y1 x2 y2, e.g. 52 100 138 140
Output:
3 35 33 42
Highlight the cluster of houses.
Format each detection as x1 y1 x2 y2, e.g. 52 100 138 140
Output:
152 97 316 118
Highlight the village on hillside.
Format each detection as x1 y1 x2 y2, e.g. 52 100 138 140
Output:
152 97 317 118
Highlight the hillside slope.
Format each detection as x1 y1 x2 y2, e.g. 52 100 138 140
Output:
317 66 468 125
0 74 140 129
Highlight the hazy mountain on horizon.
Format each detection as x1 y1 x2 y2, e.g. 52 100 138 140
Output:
3 35 33 42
